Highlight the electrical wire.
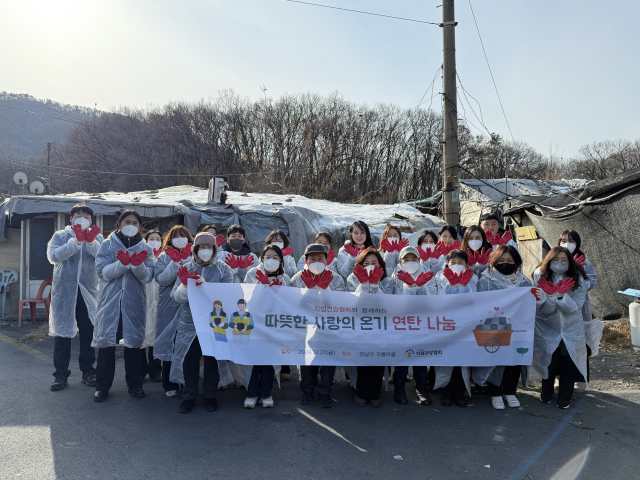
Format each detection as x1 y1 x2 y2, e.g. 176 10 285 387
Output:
0 92 96 125
286 0 440 25
414 66 442 110
467 0 514 142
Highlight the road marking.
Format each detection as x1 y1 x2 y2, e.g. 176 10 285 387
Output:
0 333 50 363
297 408 367 452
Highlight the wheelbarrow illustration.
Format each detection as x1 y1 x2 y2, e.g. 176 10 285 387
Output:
473 317 526 353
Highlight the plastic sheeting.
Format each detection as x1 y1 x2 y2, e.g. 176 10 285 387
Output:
142 279 159 348
47 226 104 338
93 234 154 349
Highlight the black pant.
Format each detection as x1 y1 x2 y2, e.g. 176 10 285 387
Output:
95 315 144 392
162 360 179 392
182 337 219 401
248 365 275 398
53 290 95 377
575 346 591 383
439 367 466 400
355 366 385 401
487 365 521 396
300 365 336 397
140 347 161 378
393 366 428 381
281 365 291 374
542 342 580 403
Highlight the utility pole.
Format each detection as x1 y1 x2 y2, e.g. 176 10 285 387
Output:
441 0 460 226
46 142 51 195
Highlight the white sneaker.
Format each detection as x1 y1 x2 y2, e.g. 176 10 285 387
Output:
260 396 274 408
244 397 258 409
575 382 587 392
503 395 520 408
165 390 179 397
491 396 505 410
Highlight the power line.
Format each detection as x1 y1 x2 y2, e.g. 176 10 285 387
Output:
0 92 96 125
286 0 440 25
467 0 514 142
0 110 44 146
414 66 442 110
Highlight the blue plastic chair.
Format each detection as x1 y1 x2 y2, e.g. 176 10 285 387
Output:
0 270 18 319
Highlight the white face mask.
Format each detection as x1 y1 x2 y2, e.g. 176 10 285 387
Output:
172 237 189 249
449 264 465 274
148 240 162 250
560 242 576 254
198 249 213 262
73 217 90 230
550 262 569 274
421 243 435 251
365 264 376 273
401 262 420 275
263 258 280 272
121 225 138 237
308 262 325 275
468 240 483 251
271 242 284 250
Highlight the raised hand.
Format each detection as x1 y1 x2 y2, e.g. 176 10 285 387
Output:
537 278 557 296
225 254 240 270
216 235 225 247
397 270 416 287
431 244 445 259
301 269 318 289
327 250 336 265
452 240 462 250
84 225 101 243
477 248 490 265
415 271 434 287
269 278 283 287
353 264 370 284
153 248 162 258
166 246 182 263
130 250 149 266
180 243 193 260
418 246 432 262
397 238 410 251
255 270 271 285
380 239 395 253
177 266 190 285
531 287 545 300
485 230 499 246
458 268 474 287
467 249 479 266
556 277 576 295
282 246 293 257
316 270 334 290
239 254 255 270
497 231 513 245
72 224 86 243
344 244 360 257
117 250 131 266
443 267 459 286
574 254 586 266
368 265 384 285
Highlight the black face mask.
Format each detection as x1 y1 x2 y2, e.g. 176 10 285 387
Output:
229 239 244 251
495 263 517 276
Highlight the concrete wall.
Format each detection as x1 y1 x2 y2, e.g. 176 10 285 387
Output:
0 228 22 313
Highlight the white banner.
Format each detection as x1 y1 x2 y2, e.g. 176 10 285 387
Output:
187 282 535 366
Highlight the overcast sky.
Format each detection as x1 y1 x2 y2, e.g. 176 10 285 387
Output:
2 0 638 157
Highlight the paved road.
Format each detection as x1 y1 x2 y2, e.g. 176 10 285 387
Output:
1 323 639 480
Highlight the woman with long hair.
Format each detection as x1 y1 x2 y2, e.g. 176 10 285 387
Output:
140 230 163 383
378 225 409 276
336 221 375 279
460 225 493 277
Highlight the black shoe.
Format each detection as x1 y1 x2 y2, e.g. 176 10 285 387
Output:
540 393 553 404
440 395 452 407
454 397 468 408
180 400 195 413
149 373 162 383
51 376 67 391
393 379 408 405
81 373 96 387
93 391 109 402
205 399 218 412
319 395 333 408
128 388 145 399
299 393 313 405
556 398 571 409
415 378 432 406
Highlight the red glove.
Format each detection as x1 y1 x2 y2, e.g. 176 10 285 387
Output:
452 240 462 250
431 244 445 259
216 235 225 247
458 268 474 287
556 278 576 295
436 241 455 256
72 224 86 242
327 250 336 265
344 244 360 257
574 254 586 266
225 254 240 269
537 278 557 295
368 265 384 285
467 249 479 266
316 270 334 290
415 271 434 287
418 247 432 262
301 269 318 288
282 246 293 257
397 270 416 286
239 255 255 270
380 239 396 253
84 225 101 243
353 264 370 284
485 230 499 246
166 246 182 263
397 238 409 251
255 270 271 285
153 248 162 258
177 266 190 285
130 250 148 266
531 287 544 300
269 278 283 286
117 250 131 266
180 243 193 261
477 248 490 266
497 231 513 245
443 267 459 286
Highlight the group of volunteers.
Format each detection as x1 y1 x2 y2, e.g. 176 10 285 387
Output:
47 203 597 414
